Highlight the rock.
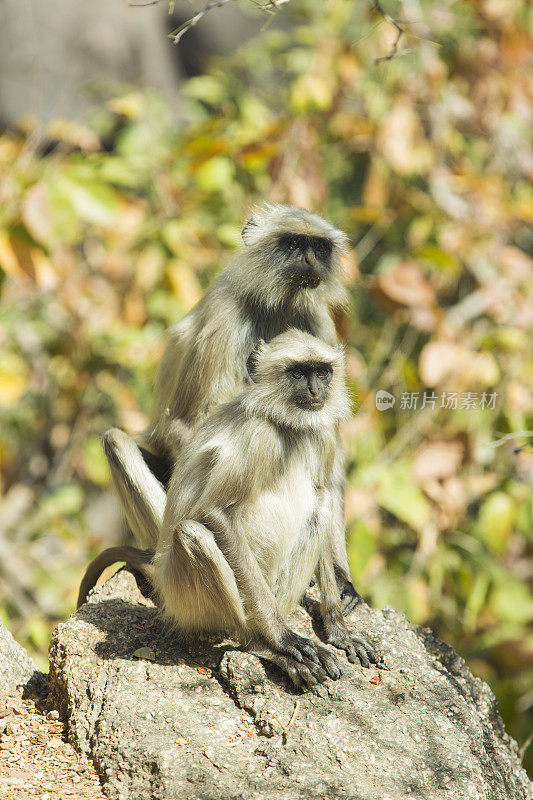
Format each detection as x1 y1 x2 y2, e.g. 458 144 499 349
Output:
49 570 532 800
0 621 46 696
0 0 182 126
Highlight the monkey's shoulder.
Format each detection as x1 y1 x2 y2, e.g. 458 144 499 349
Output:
167 282 241 341
199 402 286 462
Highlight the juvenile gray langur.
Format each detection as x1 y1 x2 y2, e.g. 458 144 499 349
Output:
79 331 377 688
102 204 361 612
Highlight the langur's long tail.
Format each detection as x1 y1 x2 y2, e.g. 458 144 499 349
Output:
77 545 155 608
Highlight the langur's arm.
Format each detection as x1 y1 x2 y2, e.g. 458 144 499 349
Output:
201 508 287 643
182 431 332 673
329 440 363 615
202 508 336 679
157 414 194 461
315 540 377 668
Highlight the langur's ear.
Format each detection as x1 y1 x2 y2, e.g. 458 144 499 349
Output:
241 213 259 244
246 339 267 381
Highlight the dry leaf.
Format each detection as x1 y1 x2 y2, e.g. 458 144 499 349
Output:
378 101 434 175
413 441 463 484
0 231 28 281
46 118 100 152
167 262 203 311
132 647 155 661
22 185 53 246
497 246 533 282
419 342 499 388
378 262 435 308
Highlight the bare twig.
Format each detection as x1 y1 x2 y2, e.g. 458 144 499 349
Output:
271 700 299 743
251 0 291 10
167 0 290 44
519 731 533 761
485 431 533 452
169 0 231 43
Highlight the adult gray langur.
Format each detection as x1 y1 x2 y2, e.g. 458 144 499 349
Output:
103 203 361 612
78 331 377 688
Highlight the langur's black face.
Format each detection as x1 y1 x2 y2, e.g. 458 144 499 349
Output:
277 234 334 290
286 361 333 410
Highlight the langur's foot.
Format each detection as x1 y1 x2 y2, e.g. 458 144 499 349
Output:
250 629 342 689
326 619 378 668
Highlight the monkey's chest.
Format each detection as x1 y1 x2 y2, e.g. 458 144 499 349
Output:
239 463 329 615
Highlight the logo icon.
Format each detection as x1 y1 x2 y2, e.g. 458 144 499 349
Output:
375 390 395 411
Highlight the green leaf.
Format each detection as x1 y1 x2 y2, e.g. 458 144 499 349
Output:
375 461 431 532
474 492 515 554
489 581 533 625
41 485 84 517
132 646 156 661
347 521 377 580
184 76 227 105
83 437 110 487
464 573 490 631
60 178 118 225
194 157 235 193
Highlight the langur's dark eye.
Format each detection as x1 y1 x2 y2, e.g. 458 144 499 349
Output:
314 239 332 259
316 368 331 378
290 368 305 379
288 237 301 251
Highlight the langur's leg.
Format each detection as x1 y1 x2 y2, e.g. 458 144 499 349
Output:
153 520 248 635
330 442 364 615
77 545 154 608
102 428 166 550
197 510 341 689
316 545 378 668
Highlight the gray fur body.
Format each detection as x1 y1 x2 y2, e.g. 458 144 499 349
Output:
156 408 334 633
82 331 377 687
103 204 358 607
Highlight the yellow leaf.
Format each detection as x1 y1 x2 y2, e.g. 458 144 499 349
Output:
514 199 533 224
107 93 145 119
32 249 58 291
167 262 203 312
348 207 381 223
378 100 433 175
194 157 235 192
291 75 333 113
405 577 430 624
363 159 388 209
46 118 100 152
0 230 25 280
0 356 29 406
22 185 53 245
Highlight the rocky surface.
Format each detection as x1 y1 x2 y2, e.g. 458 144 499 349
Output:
48 570 532 800
0 620 45 696
0 686 105 800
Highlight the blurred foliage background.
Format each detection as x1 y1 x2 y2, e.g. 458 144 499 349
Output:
0 0 532 773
